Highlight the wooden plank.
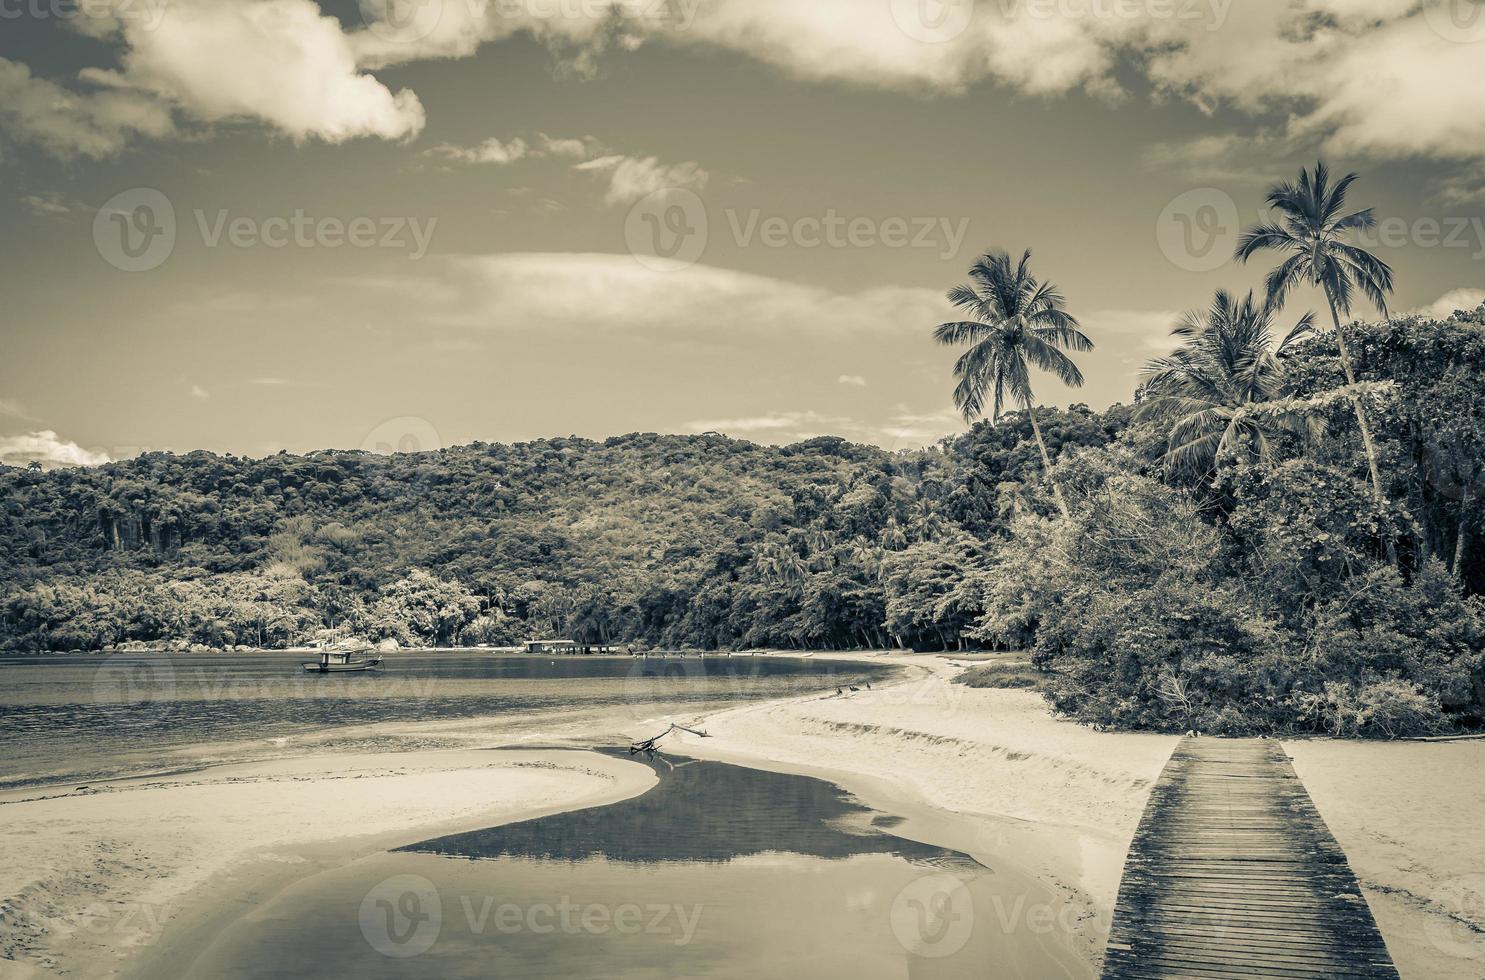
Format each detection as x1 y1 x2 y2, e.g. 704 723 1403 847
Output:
1100 737 1399 980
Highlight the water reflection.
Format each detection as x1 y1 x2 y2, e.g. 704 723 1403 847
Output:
405 751 980 869
184 752 1088 980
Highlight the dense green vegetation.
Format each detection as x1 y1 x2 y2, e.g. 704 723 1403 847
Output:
3 163 1482 736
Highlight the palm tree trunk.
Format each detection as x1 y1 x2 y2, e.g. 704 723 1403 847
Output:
1455 483 1472 584
1025 403 1071 520
1326 297 1395 564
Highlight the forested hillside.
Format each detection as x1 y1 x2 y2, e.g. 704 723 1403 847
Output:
4 306 1485 736
0 412 1121 654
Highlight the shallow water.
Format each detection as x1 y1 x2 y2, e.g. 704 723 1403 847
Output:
0 653 891 788
181 753 1089 979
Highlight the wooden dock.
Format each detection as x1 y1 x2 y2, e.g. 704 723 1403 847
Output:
1101 737 1399 980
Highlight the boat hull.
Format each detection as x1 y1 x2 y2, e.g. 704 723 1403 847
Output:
301 658 383 673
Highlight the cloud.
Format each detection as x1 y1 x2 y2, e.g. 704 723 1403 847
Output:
0 57 173 160
357 0 1485 163
20 192 81 217
81 0 425 143
248 377 291 386
423 132 599 167
0 431 111 469
683 410 852 443
0 0 424 159
0 397 38 421
837 375 868 387
190 384 210 400
1084 309 1184 360
353 252 952 338
573 155 709 206
1409 289 1485 320
874 407 963 445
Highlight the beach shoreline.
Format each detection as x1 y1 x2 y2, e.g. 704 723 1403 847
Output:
3 652 1481 979
652 652 1180 966
0 749 658 980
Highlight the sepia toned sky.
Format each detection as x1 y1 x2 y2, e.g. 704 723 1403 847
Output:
2 0 1484 466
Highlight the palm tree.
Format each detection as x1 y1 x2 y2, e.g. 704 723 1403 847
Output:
1138 290 1315 478
1235 162 1395 521
755 539 807 594
933 248 1093 518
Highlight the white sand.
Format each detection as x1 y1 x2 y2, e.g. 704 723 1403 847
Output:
8 653 1476 980
1287 738 1485 980
652 654 1180 959
0 749 655 979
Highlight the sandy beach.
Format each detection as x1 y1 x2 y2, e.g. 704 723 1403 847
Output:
0 749 656 980
2 652 1482 979
655 654 1485 979
656 654 1180 963
1288 738 1485 980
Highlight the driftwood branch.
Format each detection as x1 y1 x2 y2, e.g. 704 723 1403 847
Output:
629 722 710 753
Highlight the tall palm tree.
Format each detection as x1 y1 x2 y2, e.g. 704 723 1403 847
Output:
1235 162 1395 520
933 249 1093 518
1138 290 1315 478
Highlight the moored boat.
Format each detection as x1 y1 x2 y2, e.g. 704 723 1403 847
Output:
302 649 384 673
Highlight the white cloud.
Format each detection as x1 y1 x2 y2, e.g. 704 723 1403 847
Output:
358 0 1485 163
190 384 210 400
573 154 709 206
424 132 599 166
1409 289 1485 320
354 252 952 338
837 375 868 387
0 57 173 160
0 431 111 469
81 0 425 143
0 0 424 159
20 192 80 217
875 407 962 445
683 410 853 443
1085 309 1184 360
0 397 37 421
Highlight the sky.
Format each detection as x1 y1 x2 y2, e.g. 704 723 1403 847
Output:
1 0 1484 466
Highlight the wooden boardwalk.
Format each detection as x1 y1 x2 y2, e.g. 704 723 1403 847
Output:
1101 737 1399 980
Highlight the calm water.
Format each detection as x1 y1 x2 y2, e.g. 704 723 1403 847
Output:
179 753 1089 979
0 654 892 789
